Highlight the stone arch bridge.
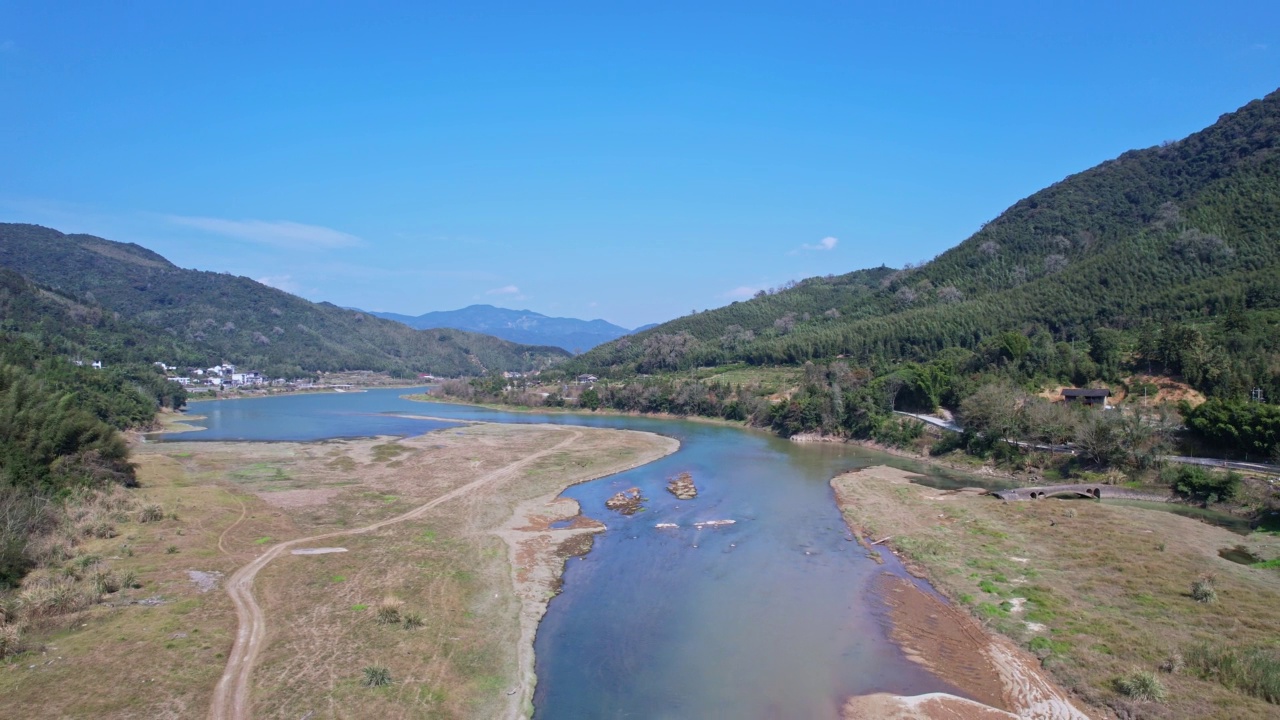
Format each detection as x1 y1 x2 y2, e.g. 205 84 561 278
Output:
989 483 1106 501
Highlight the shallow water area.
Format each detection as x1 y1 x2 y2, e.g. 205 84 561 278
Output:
160 388 976 717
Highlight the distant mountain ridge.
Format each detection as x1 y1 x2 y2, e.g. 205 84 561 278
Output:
368 304 637 353
0 224 570 377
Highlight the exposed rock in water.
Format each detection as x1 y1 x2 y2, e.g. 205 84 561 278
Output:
605 487 645 515
693 519 735 528
666 472 697 500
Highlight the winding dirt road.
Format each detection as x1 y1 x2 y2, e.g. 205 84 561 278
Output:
208 427 582 720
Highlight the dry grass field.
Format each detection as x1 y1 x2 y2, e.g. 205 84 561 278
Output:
0 422 675 719
833 466 1280 719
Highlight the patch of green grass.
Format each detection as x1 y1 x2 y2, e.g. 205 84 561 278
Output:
966 522 1008 539
370 443 409 462
1184 642 1280 703
975 602 1008 619
327 456 357 471
978 579 1000 594
351 604 368 612
1029 635 1072 655
896 536 946 560
361 665 392 687
253 536 272 545
331 575 346 583
1253 558 1280 569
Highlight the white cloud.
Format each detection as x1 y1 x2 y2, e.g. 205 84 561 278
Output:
486 284 521 295
256 274 302 294
723 285 766 300
801 236 839 251
166 215 361 249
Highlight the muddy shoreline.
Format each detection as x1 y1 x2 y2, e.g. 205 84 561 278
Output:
833 466 1092 719
494 432 679 719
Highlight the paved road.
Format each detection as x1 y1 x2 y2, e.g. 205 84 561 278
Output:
893 411 1280 475
892 411 963 433
1162 455 1280 475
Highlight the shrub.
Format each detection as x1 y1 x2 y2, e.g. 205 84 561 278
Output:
1184 642 1280 703
1114 670 1166 701
361 665 392 687
0 624 22 658
92 568 121 595
1163 465 1240 503
401 612 423 630
1191 575 1217 603
19 577 95 618
376 597 402 625
138 504 164 523
165 545 178 554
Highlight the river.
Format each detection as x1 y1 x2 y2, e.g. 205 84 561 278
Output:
159 388 998 719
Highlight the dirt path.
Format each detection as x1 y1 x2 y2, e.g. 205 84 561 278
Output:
208 426 584 720
217 488 248 556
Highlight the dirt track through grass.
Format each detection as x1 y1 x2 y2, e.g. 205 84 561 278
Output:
208 427 583 720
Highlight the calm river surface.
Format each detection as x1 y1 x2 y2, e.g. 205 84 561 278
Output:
160 388 993 719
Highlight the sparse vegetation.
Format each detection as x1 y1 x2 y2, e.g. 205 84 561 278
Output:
361 665 392 687
375 597 402 625
1184 642 1280 703
1191 575 1218 603
1115 670 1167 701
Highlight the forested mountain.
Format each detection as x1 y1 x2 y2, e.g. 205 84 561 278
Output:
0 224 570 378
571 88 1280 402
367 304 634 353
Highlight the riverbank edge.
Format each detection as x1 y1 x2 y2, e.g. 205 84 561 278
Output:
184 382 428 404
497 430 681 720
402 392 753 430
831 466 1093 720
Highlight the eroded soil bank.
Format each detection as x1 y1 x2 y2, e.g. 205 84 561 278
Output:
833 465 1280 720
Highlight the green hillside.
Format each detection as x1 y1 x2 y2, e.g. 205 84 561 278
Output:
572 88 1280 401
0 224 570 378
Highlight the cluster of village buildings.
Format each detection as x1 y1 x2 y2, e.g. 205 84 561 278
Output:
76 358 306 392
160 362 271 390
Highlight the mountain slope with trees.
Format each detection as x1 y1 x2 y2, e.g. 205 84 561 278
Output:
0 224 570 378
571 88 1280 403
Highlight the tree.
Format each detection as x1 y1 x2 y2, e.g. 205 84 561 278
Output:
957 382 1027 443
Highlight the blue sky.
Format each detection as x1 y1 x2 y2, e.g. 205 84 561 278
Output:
2 2 1278 329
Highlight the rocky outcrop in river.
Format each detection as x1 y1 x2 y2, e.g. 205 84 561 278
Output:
605 487 645 515
666 472 697 500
